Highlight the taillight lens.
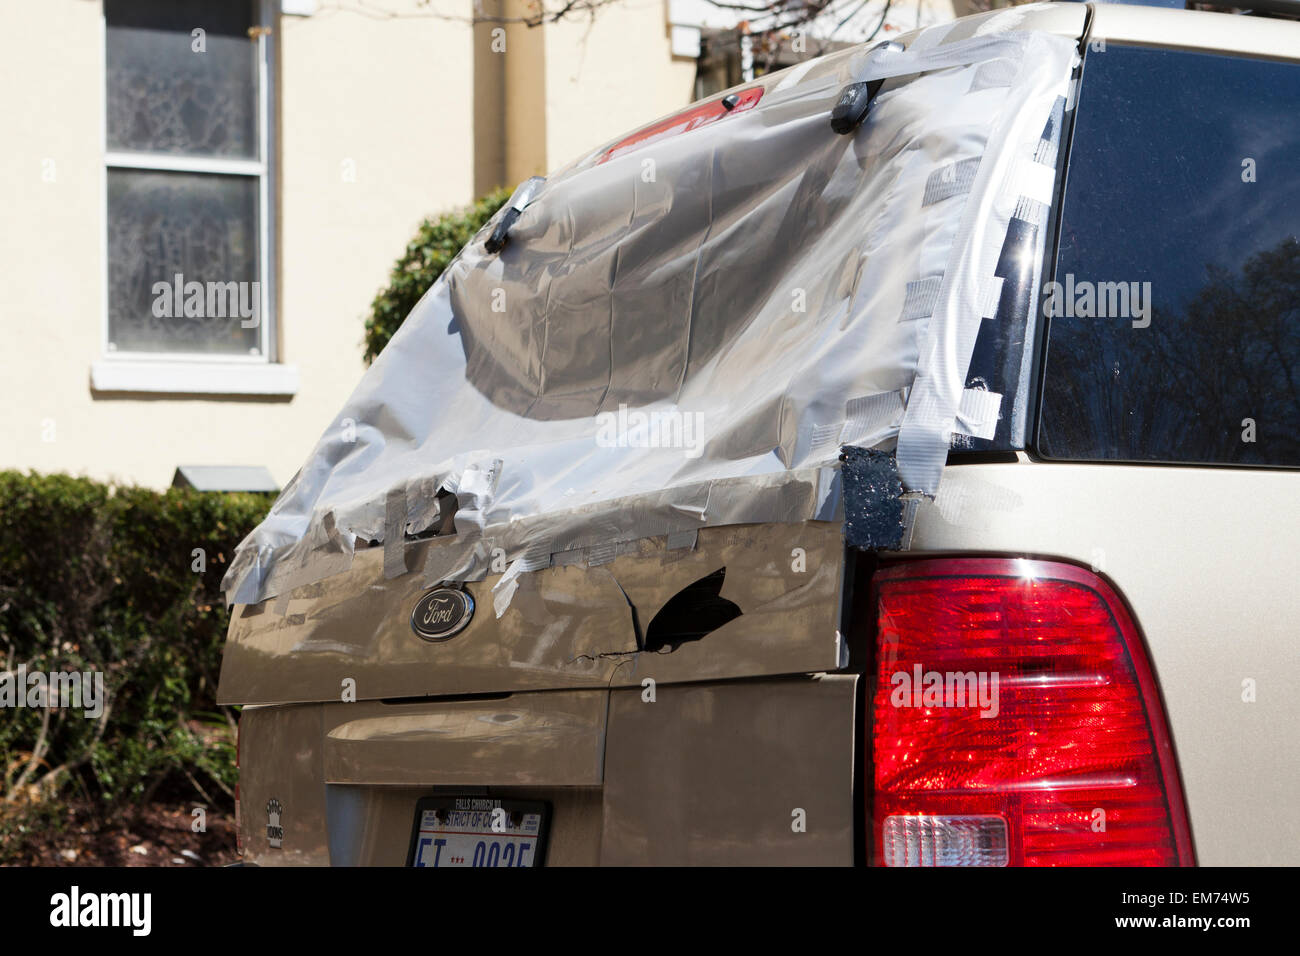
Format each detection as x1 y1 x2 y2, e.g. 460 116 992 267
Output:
871 558 1193 866
595 87 763 165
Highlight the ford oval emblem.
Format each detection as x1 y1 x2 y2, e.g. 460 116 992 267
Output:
410 587 474 642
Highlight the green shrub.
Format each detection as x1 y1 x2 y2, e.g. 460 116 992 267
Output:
0 471 270 846
362 186 513 364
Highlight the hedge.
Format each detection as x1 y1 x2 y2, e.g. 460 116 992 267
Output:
362 186 513 364
0 470 270 852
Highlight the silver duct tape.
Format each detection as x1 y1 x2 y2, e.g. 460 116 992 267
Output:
666 529 698 551
978 276 1006 320
901 276 943 321
923 158 981 207
383 487 407 579
436 468 838 611
1009 155 1057 205
897 32 1075 494
855 29 1039 83
1012 195 1050 229
1034 110 1063 166
899 495 923 550
221 30 1079 604
586 540 641 568
551 548 588 567
268 548 354 616
422 534 492 586
810 422 842 453
815 466 843 522
840 391 906 449
969 57 1019 92
953 387 1004 440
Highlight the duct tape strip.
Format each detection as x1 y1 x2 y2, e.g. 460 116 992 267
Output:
954 387 1003 440
810 422 842 453
491 558 525 619
1012 195 1049 229
270 543 353 615
815 465 843 521
978 276 1006 320
489 540 554 616
422 533 492 586
1009 155 1057 206
551 548 587 567
901 276 943 321
854 30 1039 86
840 390 906 448
587 540 641 567
1035 108 1063 166
899 495 922 551
666 529 698 551
896 32 1075 495
968 57 1018 92
383 487 407 579
229 546 270 607
923 158 980 207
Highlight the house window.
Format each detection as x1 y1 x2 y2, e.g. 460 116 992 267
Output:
103 0 273 362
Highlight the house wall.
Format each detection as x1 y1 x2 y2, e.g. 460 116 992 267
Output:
0 0 699 491
0 0 477 489
543 0 697 171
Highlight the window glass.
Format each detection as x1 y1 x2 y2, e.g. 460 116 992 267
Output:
104 0 266 357
106 0 258 158
107 170 260 355
1038 45 1300 466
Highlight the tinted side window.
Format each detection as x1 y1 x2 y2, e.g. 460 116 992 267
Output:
1038 45 1300 467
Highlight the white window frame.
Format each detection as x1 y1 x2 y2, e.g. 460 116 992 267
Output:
93 0 294 396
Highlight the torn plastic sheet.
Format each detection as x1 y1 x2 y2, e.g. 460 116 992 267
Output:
222 26 1076 608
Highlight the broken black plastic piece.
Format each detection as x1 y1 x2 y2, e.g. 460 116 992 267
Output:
484 175 545 255
644 567 742 653
840 446 904 551
830 79 883 135
484 207 521 254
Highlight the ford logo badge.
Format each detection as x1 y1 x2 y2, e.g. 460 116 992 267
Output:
410 587 474 642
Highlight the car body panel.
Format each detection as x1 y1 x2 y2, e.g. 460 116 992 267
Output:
1088 2 1300 59
219 520 845 706
600 675 858 866
910 460 1300 866
223 4 1300 867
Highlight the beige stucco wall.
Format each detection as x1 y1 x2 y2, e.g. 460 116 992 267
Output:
482 1 698 188
543 0 697 171
0 0 696 492
0 0 476 489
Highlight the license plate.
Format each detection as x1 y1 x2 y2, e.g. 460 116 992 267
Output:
407 797 549 868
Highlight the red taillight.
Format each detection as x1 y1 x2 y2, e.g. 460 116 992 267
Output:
595 87 763 165
870 558 1193 866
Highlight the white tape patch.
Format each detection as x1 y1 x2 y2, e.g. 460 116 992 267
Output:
954 387 1003 440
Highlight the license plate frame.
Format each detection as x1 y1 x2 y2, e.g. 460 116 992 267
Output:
405 796 550 868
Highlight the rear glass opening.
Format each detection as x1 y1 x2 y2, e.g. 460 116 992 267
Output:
1037 44 1300 467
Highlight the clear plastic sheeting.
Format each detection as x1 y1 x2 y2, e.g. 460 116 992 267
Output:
222 24 1077 608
